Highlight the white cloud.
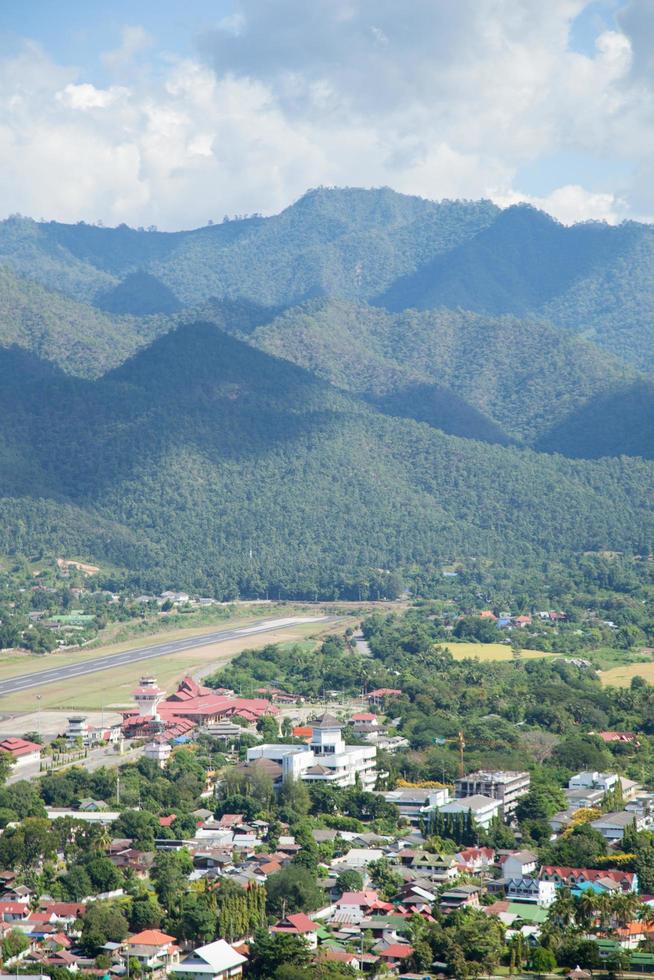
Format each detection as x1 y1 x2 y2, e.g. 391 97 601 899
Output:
102 25 153 73
493 185 624 224
0 4 652 228
56 83 128 110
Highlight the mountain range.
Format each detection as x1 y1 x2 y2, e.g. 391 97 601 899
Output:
1 187 654 596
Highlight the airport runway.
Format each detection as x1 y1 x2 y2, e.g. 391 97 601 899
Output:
0 615 335 696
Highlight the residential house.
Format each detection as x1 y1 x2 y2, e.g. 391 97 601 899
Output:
539 866 638 893
170 940 246 980
456 847 495 874
439 884 480 913
123 929 180 973
377 944 414 970
505 877 556 907
500 850 538 879
367 689 402 706
590 810 641 843
270 913 319 949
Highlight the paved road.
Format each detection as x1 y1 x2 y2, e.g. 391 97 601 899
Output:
0 615 336 697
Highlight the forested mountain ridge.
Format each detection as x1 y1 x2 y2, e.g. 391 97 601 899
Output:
247 299 638 446
0 189 499 307
2 187 654 594
0 324 654 595
0 267 172 377
377 203 654 369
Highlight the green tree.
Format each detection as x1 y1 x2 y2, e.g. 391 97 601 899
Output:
248 930 311 979
530 946 556 976
266 866 323 917
81 901 129 954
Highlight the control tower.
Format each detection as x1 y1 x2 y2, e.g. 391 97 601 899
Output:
133 676 165 720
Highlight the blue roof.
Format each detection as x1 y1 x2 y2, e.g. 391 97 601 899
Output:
172 735 191 744
572 881 607 895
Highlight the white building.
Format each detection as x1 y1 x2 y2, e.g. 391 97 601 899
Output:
455 770 530 815
246 713 378 789
170 940 246 980
438 794 501 829
144 741 172 769
569 771 619 793
505 877 556 907
501 850 538 879
0 737 42 770
382 787 449 824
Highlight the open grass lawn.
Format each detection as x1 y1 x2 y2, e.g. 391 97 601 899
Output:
444 641 553 661
0 618 345 711
600 659 654 688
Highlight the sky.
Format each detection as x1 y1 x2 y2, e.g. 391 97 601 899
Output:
0 0 652 230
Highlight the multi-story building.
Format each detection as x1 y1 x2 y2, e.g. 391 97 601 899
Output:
246 713 378 789
382 787 449 824
455 770 530 815
439 794 501 829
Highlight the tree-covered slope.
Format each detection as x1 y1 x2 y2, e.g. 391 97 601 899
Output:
0 267 173 377
0 189 499 308
249 299 637 445
536 382 654 460
1 325 654 596
377 204 654 369
95 271 182 315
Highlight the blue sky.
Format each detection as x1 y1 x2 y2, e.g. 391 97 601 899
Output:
0 0 649 228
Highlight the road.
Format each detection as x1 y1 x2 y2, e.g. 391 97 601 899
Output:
0 615 336 697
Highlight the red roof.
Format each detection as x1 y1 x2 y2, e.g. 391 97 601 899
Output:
127 929 177 947
379 944 414 959
158 814 176 827
258 860 282 875
292 726 312 738
219 814 243 827
0 901 28 915
339 890 379 906
272 912 318 934
319 951 359 964
540 866 635 886
352 712 377 721
367 688 402 698
40 902 85 918
0 737 41 757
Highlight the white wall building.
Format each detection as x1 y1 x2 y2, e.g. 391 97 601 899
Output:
455 770 530 814
246 713 378 789
144 741 172 769
569 771 619 793
438 794 501 829
382 788 449 824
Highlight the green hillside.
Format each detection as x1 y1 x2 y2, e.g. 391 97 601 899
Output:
0 189 499 307
249 299 636 444
377 204 654 369
0 267 169 377
536 381 654 460
1 324 653 597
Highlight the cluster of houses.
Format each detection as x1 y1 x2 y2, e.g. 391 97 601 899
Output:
1 801 653 980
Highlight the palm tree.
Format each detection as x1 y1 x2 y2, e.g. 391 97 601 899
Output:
577 890 599 930
549 887 576 930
